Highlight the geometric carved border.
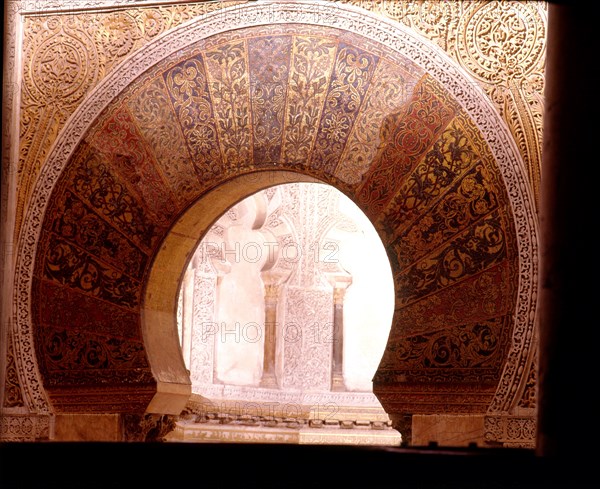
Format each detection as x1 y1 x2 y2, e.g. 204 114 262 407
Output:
0 414 51 441
12 1 538 420
484 414 536 449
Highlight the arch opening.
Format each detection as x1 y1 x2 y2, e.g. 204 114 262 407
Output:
169 181 398 444
12 1 538 447
142 171 321 414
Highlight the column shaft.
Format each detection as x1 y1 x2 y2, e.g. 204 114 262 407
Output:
331 285 349 391
260 285 279 388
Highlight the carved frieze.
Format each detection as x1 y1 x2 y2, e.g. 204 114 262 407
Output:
484 414 536 448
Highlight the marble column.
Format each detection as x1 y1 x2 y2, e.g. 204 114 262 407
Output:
260 283 280 388
537 2 597 460
327 274 352 392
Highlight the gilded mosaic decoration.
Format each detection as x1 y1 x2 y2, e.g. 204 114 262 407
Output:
25 23 518 414
12 0 545 241
343 0 545 202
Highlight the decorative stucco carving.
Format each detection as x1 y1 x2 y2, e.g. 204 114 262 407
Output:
2 335 25 408
9 1 544 240
3 1 540 442
341 0 546 203
0 414 50 441
14 0 245 236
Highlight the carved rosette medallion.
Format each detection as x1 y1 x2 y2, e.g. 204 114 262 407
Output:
17 17 101 239
455 1 546 201
31 31 97 106
379 0 461 51
456 2 545 85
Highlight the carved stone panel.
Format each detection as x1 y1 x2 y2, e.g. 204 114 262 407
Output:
281 286 334 391
190 269 217 387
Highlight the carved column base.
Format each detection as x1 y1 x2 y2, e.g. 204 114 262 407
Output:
259 374 278 389
167 410 402 446
331 374 346 392
412 414 485 447
54 414 122 441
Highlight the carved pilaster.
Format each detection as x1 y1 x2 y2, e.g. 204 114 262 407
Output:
189 244 231 389
2 334 25 408
281 286 333 391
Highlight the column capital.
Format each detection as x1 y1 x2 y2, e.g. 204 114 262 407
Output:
263 283 280 302
326 272 352 305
